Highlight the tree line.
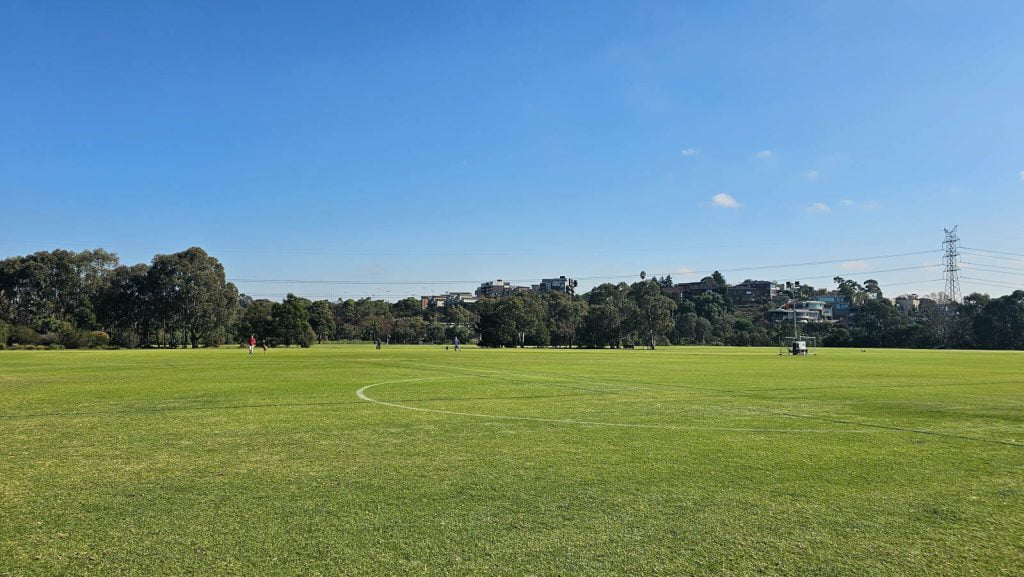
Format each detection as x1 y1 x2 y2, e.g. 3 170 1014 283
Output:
0 248 237 349
1 247 1023 350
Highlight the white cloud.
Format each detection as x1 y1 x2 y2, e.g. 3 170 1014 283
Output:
672 266 695 274
840 260 869 271
711 193 741 209
838 198 879 209
681 148 700 156
803 169 819 180
806 202 831 213
755 150 774 159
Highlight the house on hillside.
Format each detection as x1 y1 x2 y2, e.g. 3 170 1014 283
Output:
420 295 447 309
894 294 920 313
726 280 779 303
765 300 826 323
660 280 719 303
531 276 578 297
818 294 851 320
445 292 478 306
475 280 529 299
421 292 480 309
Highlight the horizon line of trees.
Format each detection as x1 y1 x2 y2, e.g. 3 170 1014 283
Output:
1 247 1023 351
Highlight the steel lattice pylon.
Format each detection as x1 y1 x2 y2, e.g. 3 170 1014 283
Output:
943 226 961 304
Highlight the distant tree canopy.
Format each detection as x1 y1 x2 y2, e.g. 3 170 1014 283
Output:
147 247 238 348
1 247 238 349
2 247 1023 350
0 248 117 328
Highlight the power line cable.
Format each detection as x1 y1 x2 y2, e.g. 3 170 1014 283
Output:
960 265 1024 277
960 251 1024 263
962 247 1024 258
881 278 945 287
960 276 1022 289
228 250 942 286
793 264 940 283
960 262 1024 272
243 272 947 302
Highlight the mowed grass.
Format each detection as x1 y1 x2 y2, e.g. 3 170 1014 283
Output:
1 346 1022 576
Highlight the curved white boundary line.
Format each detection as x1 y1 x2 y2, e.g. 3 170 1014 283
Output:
356 378 877 434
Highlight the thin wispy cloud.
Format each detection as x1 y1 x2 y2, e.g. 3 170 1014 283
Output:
803 169 819 180
755 150 773 159
840 260 869 271
1019 169 1024 182
681 148 700 156
840 199 879 210
673 266 695 274
711 193 741 209
806 202 831 213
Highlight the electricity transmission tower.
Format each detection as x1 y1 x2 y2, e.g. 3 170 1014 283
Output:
942 226 961 304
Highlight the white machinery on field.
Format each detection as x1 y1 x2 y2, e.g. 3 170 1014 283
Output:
778 292 818 356
779 336 817 356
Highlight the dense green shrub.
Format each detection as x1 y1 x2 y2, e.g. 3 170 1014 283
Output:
36 317 73 335
203 327 227 347
88 331 110 348
56 330 86 349
109 329 140 349
10 325 41 345
38 333 57 346
300 325 316 348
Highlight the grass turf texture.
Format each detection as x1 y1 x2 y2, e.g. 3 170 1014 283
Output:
1 346 1022 576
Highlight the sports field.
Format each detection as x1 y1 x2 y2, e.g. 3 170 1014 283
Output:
1 346 1022 576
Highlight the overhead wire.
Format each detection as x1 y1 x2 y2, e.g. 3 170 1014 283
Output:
782 264 940 283
239 271 949 302
961 265 1024 277
960 262 1024 272
962 247 1024 259
960 277 1022 289
961 250 1024 263
880 278 945 287
228 250 942 286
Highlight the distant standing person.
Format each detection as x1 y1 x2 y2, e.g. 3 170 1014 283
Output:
375 337 381 350
248 334 256 355
453 336 460 352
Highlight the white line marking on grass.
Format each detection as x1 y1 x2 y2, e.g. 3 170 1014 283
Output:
356 379 877 434
375 359 690 395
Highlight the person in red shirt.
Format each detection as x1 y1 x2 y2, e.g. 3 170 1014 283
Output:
248 335 256 355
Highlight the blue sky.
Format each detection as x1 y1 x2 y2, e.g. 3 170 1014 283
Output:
2 1 1023 301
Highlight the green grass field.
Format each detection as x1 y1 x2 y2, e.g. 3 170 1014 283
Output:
1 345 1022 576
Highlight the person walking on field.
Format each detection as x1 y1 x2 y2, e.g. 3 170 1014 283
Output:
248 334 256 355
453 336 460 352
